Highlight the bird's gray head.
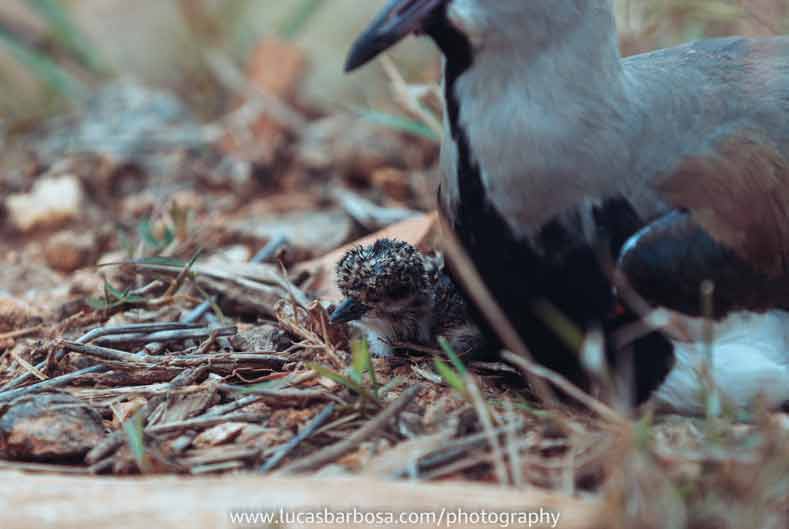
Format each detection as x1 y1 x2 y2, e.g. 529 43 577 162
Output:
332 239 432 324
345 0 596 71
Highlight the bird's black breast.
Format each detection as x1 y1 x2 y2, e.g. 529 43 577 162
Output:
441 166 675 403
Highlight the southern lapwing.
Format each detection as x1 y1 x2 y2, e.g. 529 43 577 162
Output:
332 238 484 357
345 0 789 413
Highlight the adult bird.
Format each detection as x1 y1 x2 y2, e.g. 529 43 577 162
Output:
345 0 789 413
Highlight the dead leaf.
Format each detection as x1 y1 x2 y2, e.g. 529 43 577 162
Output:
192 422 247 448
247 38 306 100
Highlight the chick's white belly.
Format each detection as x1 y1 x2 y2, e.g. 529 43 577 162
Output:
350 319 396 357
653 310 789 414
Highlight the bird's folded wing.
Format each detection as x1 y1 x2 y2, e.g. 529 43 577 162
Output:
623 134 789 316
655 131 789 277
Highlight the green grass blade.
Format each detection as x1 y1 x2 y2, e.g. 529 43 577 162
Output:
130 256 189 268
25 0 108 74
433 357 468 396
353 108 441 142
138 219 175 252
122 410 150 473
278 0 325 39
437 336 469 378
0 26 83 98
351 339 378 388
308 363 381 407
86 279 145 310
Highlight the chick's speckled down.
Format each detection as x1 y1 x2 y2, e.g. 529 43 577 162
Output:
336 239 431 308
334 238 485 356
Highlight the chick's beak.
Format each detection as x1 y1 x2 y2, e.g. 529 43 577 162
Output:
330 298 370 324
345 0 443 72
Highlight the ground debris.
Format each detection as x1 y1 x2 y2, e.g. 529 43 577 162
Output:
34 80 208 170
0 41 785 529
44 230 99 273
234 323 291 353
192 422 247 448
0 393 104 462
227 208 354 257
0 298 44 333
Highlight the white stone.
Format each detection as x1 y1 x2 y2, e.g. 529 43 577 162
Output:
5 175 84 232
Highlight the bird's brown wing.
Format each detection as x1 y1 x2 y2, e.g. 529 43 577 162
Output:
622 133 789 316
656 132 789 276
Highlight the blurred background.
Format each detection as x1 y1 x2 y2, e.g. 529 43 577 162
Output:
0 0 785 124
0 0 435 124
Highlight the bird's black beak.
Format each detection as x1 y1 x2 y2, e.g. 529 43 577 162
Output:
330 298 370 324
345 0 444 72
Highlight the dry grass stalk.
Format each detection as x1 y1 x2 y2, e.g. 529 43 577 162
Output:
502 351 626 426
380 55 443 137
436 214 558 407
278 385 421 474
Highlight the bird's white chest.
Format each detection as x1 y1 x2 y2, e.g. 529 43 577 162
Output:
653 311 789 414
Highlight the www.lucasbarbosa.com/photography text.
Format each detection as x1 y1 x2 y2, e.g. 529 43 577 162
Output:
228 506 561 527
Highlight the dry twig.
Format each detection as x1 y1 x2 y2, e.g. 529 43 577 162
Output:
279 385 421 474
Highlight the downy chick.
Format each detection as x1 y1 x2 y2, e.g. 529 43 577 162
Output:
332 238 483 357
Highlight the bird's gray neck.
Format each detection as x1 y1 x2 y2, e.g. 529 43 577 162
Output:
449 0 623 74
437 0 641 237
